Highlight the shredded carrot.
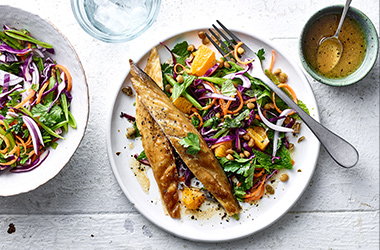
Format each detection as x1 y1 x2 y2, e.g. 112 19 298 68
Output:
8 146 20 156
173 63 186 75
244 98 256 104
16 43 32 56
244 175 267 201
189 112 203 127
0 156 17 166
28 150 35 157
201 81 218 110
268 50 276 73
233 42 254 65
54 65 72 92
14 89 35 109
254 169 265 178
227 91 244 114
16 135 28 154
255 114 261 120
25 135 32 145
36 80 50 104
272 83 298 114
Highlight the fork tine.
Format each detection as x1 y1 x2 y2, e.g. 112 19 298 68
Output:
216 20 242 43
204 32 227 57
212 24 236 48
208 29 229 53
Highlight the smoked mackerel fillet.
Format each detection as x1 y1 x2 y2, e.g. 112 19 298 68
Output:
130 60 241 216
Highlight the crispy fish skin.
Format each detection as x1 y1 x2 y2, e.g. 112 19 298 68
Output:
134 48 180 218
130 60 241 216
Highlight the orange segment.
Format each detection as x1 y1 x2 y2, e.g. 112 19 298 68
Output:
190 45 216 76
247 126 270 151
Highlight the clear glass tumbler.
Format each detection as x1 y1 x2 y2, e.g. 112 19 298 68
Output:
71 0 161 43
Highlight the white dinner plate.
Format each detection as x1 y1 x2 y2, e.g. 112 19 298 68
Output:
107 28 320 242
0 6 89 196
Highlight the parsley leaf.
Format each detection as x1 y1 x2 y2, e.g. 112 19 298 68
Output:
221 79 237 97
171 41 191 65
136 151 147 161
256 48 265 61
171 74 196 101
179 132 201 155
222 109 250 129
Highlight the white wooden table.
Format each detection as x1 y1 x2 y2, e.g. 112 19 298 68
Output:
0 0 379 249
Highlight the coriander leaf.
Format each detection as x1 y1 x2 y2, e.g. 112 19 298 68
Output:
221 79 237 97
222 109 250 129
179 132 201 155
256 48 265 61
202 116 220 128
191 116 200 127
291 100 310 119
136 151 147 161
31 103 64 127
161 63 173 75
0 62 22 75
171 41 191 65
171 75 196 100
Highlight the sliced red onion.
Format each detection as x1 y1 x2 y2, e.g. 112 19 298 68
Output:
0 52 18 63
223 63 252 88
199 92 236 101
0 114 4 120
133 154 150 166
202 63 219 77
48 81 66 111
0 43 32 55
0 70 24 86
10 150 50 173
22 116 44 155
272 109 294 157
6 111 18 118
0 85 22 99
31 62 40 85
120 112 136 122
33 48 45 58
215 135 235 144
257 104 294 133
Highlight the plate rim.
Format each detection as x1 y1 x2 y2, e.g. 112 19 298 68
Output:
106 26 321 242
0 5 90 196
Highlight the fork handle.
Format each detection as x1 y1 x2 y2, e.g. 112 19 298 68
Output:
260 75 359 168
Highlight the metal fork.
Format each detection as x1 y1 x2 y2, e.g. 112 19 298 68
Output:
205 20 359 168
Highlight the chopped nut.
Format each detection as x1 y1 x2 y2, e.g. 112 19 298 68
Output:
176 75 184 84
298 136 305 143
263 103 274 110
273 68 282 75
242 134 250 141
278 72 288 83
247 102 255 109
198 31 206 39
288 143 295 151
122 86 133 96
279 174 289 182
226 149 234 155
239 153 245 158
164 84 172 92
266 184 275 195
248 138 254 148
237 47 245 55
215 112 221 118
243 150 250 157
126 127 136 139
223 61 231 68
292 122 301 134
202 37 210 45
187 44 195 52
226 154 234 160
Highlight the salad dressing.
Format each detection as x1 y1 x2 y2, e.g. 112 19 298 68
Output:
303 14 366 78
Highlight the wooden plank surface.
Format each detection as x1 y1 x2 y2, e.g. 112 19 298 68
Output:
0 0 379 249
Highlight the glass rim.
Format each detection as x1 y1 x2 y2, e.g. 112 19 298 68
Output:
71 0 161 43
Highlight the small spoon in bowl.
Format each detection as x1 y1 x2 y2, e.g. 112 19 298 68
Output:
317 0 352 73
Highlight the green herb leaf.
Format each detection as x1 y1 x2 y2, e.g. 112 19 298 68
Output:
136 151 147 160
5 29 53 48
191 116 200 127
221 79 237 97
171 41 191 65
179 132 201 155
256 48 266 61
222 109 250 129
171 75 196 101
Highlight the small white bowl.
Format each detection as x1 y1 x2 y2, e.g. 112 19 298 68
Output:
0 5 89 196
